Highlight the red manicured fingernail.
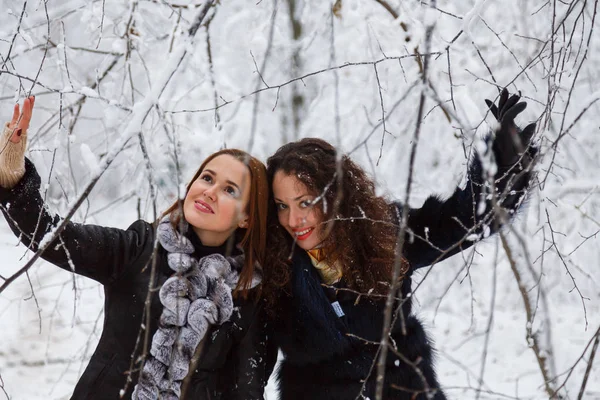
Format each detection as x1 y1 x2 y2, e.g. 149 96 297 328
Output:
16 128 22 136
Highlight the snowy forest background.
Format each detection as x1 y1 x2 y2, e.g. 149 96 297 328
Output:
0 0 599 399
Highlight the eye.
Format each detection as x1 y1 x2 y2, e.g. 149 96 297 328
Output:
225 186 238 197
299 199 313 208
200 174 212 183
276 203 288 211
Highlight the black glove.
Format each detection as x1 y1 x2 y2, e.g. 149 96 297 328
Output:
485 88 536 169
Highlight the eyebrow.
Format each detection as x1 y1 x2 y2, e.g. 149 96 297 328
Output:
203 169 241 191
274 195 309 203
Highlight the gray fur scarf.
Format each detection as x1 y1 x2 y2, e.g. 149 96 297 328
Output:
132 216 261 400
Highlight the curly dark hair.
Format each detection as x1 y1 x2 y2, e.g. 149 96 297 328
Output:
263 138 408 310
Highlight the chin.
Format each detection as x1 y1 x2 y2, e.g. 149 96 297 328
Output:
296 242 311 251
298 238 320 251
184 205 206 228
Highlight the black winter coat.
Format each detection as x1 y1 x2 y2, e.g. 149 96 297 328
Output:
0 159 277 400
271 156 534 400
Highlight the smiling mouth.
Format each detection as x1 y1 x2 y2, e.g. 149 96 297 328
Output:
194 200 214 213
294 227 314 241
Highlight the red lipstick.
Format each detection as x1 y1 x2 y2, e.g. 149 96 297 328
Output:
293 227 314 241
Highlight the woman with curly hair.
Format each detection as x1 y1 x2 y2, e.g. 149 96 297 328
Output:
263 89 537 399
0 97 276 399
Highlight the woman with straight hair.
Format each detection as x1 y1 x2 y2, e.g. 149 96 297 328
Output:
263 89 537 399
0 97 276 399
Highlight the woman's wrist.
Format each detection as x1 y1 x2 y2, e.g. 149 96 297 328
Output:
0 122 27 189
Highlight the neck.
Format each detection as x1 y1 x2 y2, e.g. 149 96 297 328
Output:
193 227 234 247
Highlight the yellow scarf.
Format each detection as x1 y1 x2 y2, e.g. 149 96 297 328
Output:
307 249 342 285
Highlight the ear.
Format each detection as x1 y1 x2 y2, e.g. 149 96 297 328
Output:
238 214 249 229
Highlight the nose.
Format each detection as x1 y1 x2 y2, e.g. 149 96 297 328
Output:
288 207 305 229
203 186 217 202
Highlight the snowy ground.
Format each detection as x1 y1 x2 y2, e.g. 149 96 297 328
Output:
1 198 598 400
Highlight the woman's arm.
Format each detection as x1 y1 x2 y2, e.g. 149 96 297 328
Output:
0 98 154 285
222 303 278 400
1 158 154 284
397 89 537 269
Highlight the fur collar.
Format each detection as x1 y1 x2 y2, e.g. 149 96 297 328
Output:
132 217 260 399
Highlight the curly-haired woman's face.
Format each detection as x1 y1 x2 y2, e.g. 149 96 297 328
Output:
272 171 327 251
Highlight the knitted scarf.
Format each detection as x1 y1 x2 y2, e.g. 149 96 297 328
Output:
132 217 261 400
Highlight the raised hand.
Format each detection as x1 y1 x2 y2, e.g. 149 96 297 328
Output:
7 95 35 143
1 96 35 188
485 88 536 168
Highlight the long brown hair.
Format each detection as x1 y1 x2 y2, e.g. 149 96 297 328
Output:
162 149 268 298
264 138 408 307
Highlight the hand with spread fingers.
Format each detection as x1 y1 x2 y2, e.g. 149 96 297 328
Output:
485 88 537 169
0 96 35 188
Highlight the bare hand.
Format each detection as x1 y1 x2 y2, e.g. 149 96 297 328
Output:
8 96 35 144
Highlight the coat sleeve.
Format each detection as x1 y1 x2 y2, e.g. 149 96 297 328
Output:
222 303 278 400
395 147 535 270
0 158 154 285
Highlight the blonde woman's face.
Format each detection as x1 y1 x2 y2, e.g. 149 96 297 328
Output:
272 170 326 251
183 155 250 246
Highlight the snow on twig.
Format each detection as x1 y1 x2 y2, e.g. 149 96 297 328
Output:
0 0 216 296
